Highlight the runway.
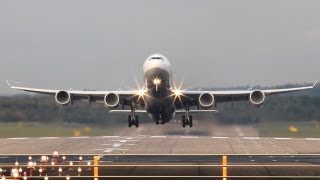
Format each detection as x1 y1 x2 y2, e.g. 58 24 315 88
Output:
1 135 320 154
0 135 320 179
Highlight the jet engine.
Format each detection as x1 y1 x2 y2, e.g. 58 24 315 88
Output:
55 91 71 106
249 90 265 107
104 93 120 109
199 93 215 109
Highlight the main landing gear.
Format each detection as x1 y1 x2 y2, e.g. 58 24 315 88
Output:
182 106 193 128
128 104 139 128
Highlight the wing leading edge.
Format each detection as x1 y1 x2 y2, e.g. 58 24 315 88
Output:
6 81 141 105
177 80 318 105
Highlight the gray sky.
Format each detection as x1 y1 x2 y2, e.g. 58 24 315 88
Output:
0 0 319 95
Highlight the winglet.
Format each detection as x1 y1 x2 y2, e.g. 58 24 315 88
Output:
313 80 318 88
5 80 12 88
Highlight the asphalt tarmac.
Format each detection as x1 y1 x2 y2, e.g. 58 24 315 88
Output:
0 135 320 179
0 135 320 154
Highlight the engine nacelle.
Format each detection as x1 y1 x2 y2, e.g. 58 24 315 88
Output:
104 93 120 109
199 93 215 109
249 90 265 107
55 91 71 106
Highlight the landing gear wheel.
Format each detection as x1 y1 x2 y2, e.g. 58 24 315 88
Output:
156 119 159 125
135 115 139 128
128 115 132 127
182 115 186 128
189 115 193 127
161 118 165 125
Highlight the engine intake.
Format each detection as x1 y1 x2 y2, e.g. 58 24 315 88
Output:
249 90 265 107
55 91 71 106
199 93 215 109
104 93 120 109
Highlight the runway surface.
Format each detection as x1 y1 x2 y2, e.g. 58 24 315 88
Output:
1 123 320 179
1 135 320 154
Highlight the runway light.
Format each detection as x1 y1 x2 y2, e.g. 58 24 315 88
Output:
1 175 5 180
44 175 48 180
23 175 27 180
58 167 62 176
39 169 43 176
15 161 18 167
79 156 83 162
77 167 82 176
87 161 92 171
66 175 70 180
41 156 49 162
53 151 59 157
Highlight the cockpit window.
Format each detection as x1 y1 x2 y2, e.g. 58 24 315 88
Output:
150 57 163 60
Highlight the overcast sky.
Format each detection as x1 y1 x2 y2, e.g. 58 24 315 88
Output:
0 0 319 95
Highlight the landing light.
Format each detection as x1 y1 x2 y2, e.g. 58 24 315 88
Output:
153 78 161 85
174 89 182 97
137 89 146 97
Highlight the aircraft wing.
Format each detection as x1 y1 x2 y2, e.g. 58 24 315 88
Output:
176 81 318 107
6 81 142 105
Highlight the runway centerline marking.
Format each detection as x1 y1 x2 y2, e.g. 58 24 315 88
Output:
8 138 28 140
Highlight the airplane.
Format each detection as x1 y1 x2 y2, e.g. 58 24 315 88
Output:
7 54 318 128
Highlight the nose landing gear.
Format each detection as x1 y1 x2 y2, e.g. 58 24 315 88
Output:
155 114 165 125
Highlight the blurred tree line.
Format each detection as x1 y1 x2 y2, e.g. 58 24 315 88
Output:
0 88 319 125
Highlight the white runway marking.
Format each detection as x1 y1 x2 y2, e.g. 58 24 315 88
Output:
102 144 112 146
212 137 229 139
69 136 89 139
104 148 114 153
150 136 167 138
91 149 104 151
120 140 127 143
113 143 122 147
39 137 58 139
101 136 120 138
180 136 198 139
8 138 28 140
304 138 320 141
243 137 260 140
114 148 128 151
274 138 291 140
